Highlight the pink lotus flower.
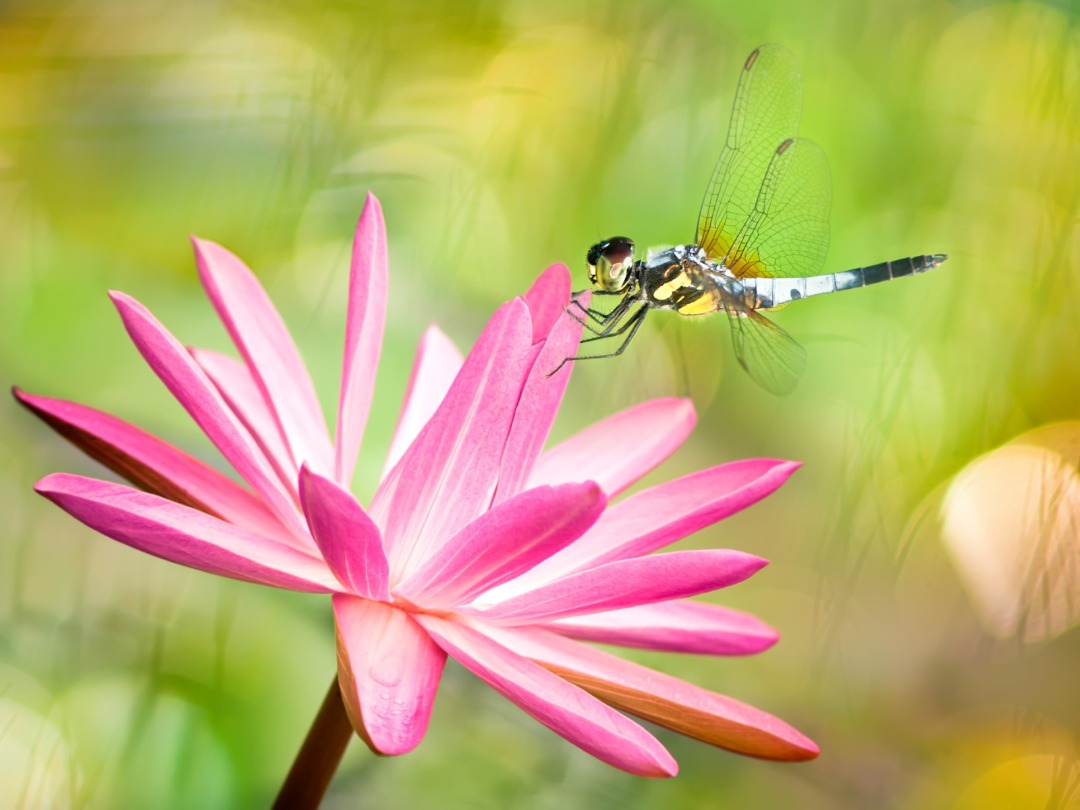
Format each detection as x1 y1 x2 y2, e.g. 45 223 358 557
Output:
15 194 818 779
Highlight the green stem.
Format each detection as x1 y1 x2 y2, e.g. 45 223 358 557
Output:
273 674 353 809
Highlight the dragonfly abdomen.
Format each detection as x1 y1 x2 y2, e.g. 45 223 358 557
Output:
744 254 947 309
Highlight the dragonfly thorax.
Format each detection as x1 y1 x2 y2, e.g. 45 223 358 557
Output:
639 244 727 315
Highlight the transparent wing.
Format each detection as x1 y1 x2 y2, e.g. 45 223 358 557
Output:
722 137 831 279
696 44 803 262
695 272 807 394
726 305 807 395
695 45 832 280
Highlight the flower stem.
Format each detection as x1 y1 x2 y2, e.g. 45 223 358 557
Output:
273 674 353 809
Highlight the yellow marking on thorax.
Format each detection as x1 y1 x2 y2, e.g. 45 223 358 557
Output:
677 288 722 316
652 270 692 302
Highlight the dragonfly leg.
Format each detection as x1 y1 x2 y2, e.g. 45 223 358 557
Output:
566 295 597 320
567 295 634 336
564 302 606 330
547 304 649 377
579 299 643 344
566 291 627 329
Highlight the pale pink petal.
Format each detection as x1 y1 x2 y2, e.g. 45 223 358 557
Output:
192 236 334 475
299 465 389 600
333 596 446 755
190 348 297 488
382 325 463 478
110 292 311 545
542 600 779 656
471 550 767 623
492 283 586 504
520 458 799 587
414 613 677 777
394 482 605 608
12 388 292 545
371 298 533 582
36 474 338 592
488 624 819 762
526 398 697 497
335 194 389 486
523 263 572 343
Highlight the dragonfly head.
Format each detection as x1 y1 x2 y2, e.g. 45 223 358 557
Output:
586 237 636 293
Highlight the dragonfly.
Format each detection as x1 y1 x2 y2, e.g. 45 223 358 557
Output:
559 44 947 394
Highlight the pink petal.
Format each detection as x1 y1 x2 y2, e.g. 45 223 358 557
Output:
394 482 605 608
523 263 572 343
542 600 779 656
335 194 389 486
471 549 768 623
298 465 390 600
371 298 533 581
489 624 819 762
492 285 585 504
110 292 311 544
522 458 800 586
192 236 333 476
36 473 338 592
333 596 446 755
383 325 463 478
190 348 297 488
12 388 292 545
414 613 676 777
526 398 697 497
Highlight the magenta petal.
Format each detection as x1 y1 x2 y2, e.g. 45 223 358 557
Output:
471 549 768 623
524 458 800 585
523 263 573 343
298 465 390 600
334 596 446 755
12 388 293 545
489 625 819 762
414 614 677 777
394 482 605 608
527 398 697 497
543 600 779 656
371 298 533 580
36 474 338 591
110 291 311 543
191 348 297 488
579 458 800 566
383 325 463 478
335 194 389 486
192 236 333 475
493 285 585 504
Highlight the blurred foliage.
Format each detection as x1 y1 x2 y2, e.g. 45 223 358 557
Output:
2 0 1079 807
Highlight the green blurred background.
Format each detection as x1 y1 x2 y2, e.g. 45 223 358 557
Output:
2 0 1079 807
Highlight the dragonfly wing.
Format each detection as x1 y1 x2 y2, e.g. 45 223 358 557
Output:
696 44 802 262
723 136 832 280
725 304 807 395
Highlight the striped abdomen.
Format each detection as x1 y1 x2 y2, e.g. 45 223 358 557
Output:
742 254 947 310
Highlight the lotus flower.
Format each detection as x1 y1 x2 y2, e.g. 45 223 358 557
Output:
15 193 818 778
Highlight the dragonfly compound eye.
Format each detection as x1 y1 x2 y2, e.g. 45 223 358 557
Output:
586 237 635 292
